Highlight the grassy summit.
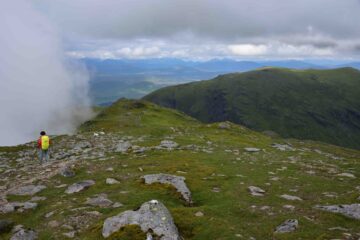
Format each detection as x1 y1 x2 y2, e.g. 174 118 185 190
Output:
144 67 360 150
0 99 360 239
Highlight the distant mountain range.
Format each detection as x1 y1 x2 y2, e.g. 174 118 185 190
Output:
144 67 360 150
83 58 360 105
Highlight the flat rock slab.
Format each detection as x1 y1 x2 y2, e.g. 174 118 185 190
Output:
8 185 46 196
65 180 95 194
86 194 113 208
142 174 192 204
10 228 38 240
280 194 303 201
244 148 261 152
159 140 179 149
272 143 294 151
102 200 180 239
248 186 265 196
337 173 356 178
115 141 132 153
275 219 298 233
315 204 360 220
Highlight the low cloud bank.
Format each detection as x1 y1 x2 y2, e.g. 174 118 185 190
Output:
0 0 93 146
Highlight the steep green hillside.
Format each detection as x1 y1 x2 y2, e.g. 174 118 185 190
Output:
144 67 360 149
1 99 360 239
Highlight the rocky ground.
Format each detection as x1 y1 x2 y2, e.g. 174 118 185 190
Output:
0 99 360 239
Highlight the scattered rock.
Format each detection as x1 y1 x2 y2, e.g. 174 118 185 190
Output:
10 227 38 240
248 186 265 196
115 141 132 153
0 203 15 213
23 202 37 210
337 173 356 178
218 122 231 129
280 194 302 201
102 200 180 239
85 194 113 208
315 204 360 220
48 220 60 228
283 205 295 211
106 178 119 185
244 148 261 152
272 143 294 151
195 211 204 217
65 180 95 194
142 174 192 204
8 185 46 196
112 202 123 208
159 140 179 149
275 219 298 233
63 231 76 238
0 219 14 234
106 167 114 172
60 166 75 177
212 187 221 193
30 196 46 202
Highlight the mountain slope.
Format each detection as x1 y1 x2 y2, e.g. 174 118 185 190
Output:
0 99 360 239
144 67 360 149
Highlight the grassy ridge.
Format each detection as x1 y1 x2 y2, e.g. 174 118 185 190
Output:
1 100 360 239
143 67 360 149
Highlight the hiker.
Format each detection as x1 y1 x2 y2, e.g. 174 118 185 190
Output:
38 131 50 163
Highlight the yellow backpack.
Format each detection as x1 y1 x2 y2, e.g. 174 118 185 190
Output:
41 136 50 150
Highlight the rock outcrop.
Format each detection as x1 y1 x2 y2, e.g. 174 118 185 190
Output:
142 174 192 204
315 204 360 220
102 200 180 239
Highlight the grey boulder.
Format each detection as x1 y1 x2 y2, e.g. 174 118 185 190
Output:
115 141 132 153
102 200 180 239
275 219 298 233
65 180 95 194
85 194 113 208
10 228 37 240
8 185 46 196
142 174 192 204
315 204 360 220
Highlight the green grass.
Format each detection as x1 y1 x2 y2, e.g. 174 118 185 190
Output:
144 67 360 150
1 99 360 239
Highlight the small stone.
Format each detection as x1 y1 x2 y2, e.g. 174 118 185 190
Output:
8 185 46 196
159 140 179 149
65 180 95 194
23 202 37 210
106 167 114 172
283 205 295 211
275 219 298 233
280 194 303 201
115 141 132 153
337 173 356 178
48 220 60 228
30 196 46 202
248 186 265 196
218 122 231 129
45 211 56 218
112 202 123 208
195 211 204 217
62 231 76 238
60 166 75 177
106 178 119 185
85 194 113 208
212 187 221 193
10 228 38 240
244 148 261 152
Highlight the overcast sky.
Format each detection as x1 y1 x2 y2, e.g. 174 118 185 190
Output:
30 0 360 59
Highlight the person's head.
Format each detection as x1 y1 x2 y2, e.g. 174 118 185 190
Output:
40 131 46 136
